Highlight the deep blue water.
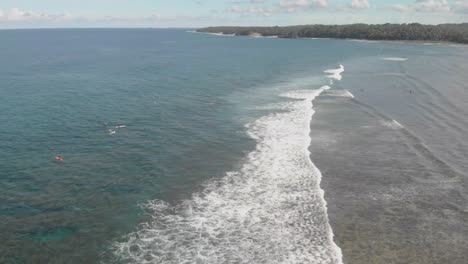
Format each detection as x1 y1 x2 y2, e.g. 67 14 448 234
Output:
1 29 468 264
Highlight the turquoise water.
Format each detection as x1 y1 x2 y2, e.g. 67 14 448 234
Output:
1 29 468 263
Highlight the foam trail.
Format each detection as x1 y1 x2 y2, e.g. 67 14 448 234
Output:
324 65 344 81
324 89 355 98
383 57 408 61
112 85 343 264
382 119 404 129
393 120 404 128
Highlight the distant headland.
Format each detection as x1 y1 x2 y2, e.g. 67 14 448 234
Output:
197 23 468 44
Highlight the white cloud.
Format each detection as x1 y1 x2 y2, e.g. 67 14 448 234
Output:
226 5 272 15
279 0 310 10
313 0 329 8
5 7 31 21
386 0 456 13
453 0 468 13
1 1 466 28
0 7 70 21
0 7 214 27
278 0 328 12
414 0 450 12
388 4 409 12
350 0 370 9
226 0 328 15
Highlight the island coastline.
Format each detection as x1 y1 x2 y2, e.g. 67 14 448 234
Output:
197 23 468 44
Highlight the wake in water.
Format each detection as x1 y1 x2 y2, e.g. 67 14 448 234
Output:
112 69 345 264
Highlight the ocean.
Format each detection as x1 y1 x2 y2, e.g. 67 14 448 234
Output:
0 29 467 264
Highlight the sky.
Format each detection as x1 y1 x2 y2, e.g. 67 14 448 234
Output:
0 0 467 28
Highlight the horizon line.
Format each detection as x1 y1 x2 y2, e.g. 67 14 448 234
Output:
1 22 467 31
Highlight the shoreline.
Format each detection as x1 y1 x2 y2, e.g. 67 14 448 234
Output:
196 30 468 46
197 23 468 45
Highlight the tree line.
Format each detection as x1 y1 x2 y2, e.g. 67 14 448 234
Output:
197 23 468 44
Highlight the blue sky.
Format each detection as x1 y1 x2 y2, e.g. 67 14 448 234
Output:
0 0 467 28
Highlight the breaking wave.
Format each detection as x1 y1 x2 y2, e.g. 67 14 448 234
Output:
111 84 343 264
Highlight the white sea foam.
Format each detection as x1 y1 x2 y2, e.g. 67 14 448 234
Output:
449 44 468 48
383 57 408 61
324 65 344 81
209 32 235 37
187 31 235 37
305 38 330 40
382 120 404 129
350 39 380 43
248 32 263 38
113 85 343 264
255 101 296 110
324 89 355 98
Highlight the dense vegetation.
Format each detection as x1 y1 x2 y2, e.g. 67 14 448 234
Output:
198 23 468 44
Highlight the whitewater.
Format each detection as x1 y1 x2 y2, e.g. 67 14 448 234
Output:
113 68 345 264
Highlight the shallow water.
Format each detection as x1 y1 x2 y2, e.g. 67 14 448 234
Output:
311 44 468 264
0 29 467 263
